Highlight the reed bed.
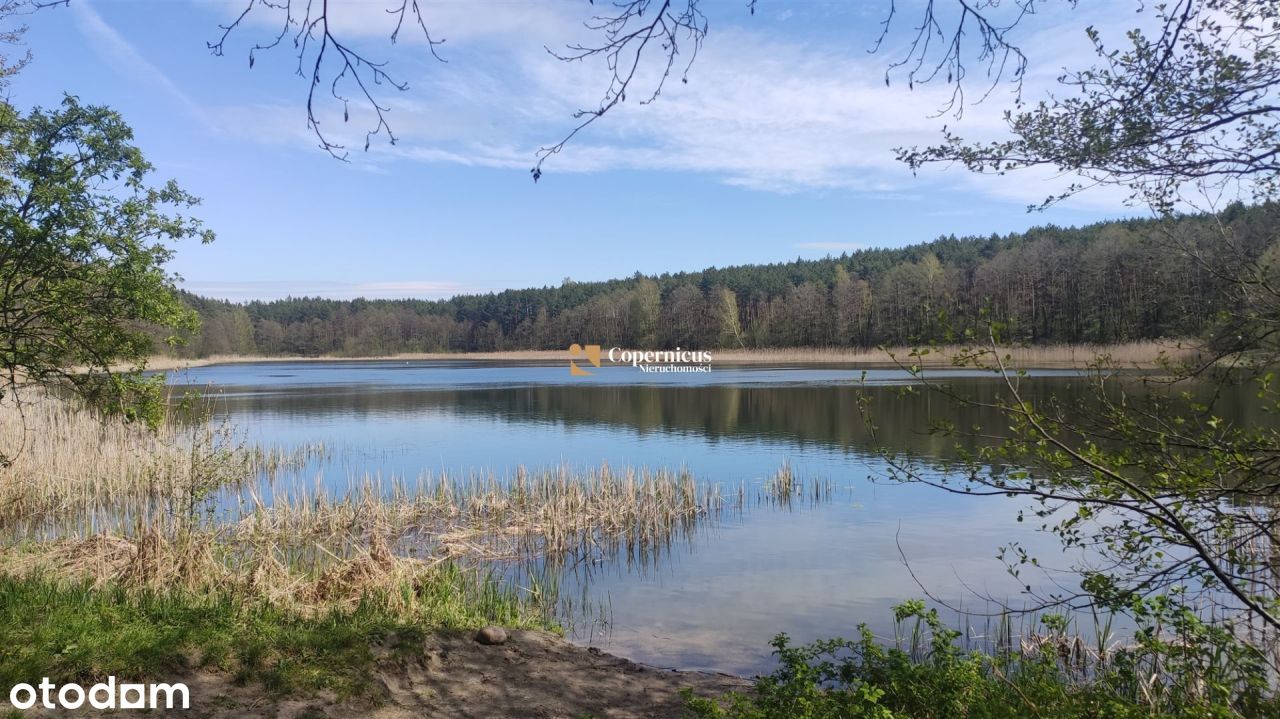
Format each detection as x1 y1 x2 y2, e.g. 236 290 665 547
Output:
0 461 728 618
0 392 324 529
0 528 542 625
144 340 1199 371
0 393 733 618
760 461 835 508
232 464 726 564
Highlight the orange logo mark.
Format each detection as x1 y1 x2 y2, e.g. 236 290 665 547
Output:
568 344 602 376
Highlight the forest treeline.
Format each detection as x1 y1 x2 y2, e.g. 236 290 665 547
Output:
174 204 1279 357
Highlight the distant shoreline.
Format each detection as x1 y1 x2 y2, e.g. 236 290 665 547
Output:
143 340 1199 372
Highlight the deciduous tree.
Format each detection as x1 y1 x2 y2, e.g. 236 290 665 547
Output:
0 96 213 426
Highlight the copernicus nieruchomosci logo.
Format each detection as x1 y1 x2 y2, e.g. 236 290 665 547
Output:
568 343 602 376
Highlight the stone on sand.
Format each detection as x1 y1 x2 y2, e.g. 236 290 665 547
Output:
475 626 508 645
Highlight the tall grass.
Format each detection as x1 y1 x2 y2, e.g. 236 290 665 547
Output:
146 340 1198 370
0 393 738 623
0 392 323 531
235 463 724 564
711 340 1201 368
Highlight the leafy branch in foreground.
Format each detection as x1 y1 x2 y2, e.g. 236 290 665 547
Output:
864 308 1280 684
0 96 213 425
899 0 1280 212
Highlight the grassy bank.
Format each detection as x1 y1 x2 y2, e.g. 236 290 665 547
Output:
143 340 1199 372
5 573 1272 717
0 393 753 713
0 570 530 701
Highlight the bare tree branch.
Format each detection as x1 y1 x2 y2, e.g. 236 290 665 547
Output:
532 0 707 182
208 0 446 160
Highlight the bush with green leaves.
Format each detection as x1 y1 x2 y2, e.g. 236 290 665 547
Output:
684 602 1279 719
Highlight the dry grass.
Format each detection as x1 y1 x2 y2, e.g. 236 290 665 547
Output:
0 462 728 616
234 464 724 563
0 529 447 616
0 392 323 529
0 393 735 617
142 340 1201 371
710 340 1202 368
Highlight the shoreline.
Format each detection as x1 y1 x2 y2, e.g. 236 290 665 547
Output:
143 340 1199 372
157 629 753 718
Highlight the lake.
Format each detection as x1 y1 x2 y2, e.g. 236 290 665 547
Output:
166 360 1158 675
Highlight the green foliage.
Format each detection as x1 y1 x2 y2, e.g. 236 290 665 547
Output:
0 569 545 698
0 95 212 423
898 1 1280 213
175 205 1278 357
685 603 1278 719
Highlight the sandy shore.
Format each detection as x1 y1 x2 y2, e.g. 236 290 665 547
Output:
144 341 1198 372
51 630 751 719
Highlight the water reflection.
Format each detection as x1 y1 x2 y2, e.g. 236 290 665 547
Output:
169 365 1133 472
163 362 1262 674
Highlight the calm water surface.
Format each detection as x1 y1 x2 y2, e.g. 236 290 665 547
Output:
167 360 1120 674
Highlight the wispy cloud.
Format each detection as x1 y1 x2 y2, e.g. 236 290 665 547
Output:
207 2 1139 209
181 279 475 301
72 1 215 131
206 0 581 45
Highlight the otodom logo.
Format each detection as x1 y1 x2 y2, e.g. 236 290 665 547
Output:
6 677 189 711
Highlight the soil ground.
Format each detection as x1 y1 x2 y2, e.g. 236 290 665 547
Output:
38 631 751 719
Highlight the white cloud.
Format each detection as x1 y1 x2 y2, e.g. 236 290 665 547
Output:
206 2 1143 209
201 0 581 56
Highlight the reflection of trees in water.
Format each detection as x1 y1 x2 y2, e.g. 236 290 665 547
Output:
190 378 1273 462
501 467 837 638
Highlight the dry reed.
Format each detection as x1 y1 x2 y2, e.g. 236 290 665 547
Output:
142 340 1199 371
0 393 736 616
0 462 728 616
0 392 323 529
233 463 723 563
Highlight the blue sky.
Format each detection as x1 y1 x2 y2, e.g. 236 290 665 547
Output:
12 1 1142 300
